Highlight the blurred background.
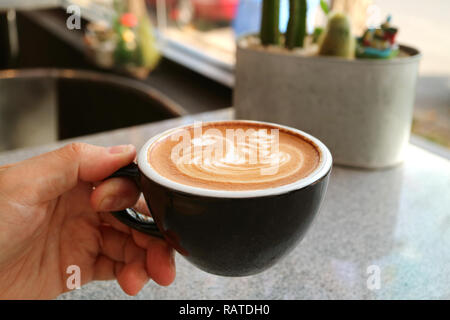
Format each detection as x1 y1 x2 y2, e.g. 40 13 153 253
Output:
0 0 448 152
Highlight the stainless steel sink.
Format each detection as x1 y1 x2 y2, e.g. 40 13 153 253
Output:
0 68 186 152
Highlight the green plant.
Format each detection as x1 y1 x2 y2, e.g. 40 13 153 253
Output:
285 0 307 49
260 0 329 49
137 12 161 69
112 0 160 71
318 12 355 58
260 0 280 45
259 0 338 50
320 0 329 15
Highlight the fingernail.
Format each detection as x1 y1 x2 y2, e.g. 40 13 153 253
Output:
100 196 124 211
108 144 133 154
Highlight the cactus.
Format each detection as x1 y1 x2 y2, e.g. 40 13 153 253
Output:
260 0 280 46
137 12 161 70
285 0 307 49
259 0 354 55
318 12 355 59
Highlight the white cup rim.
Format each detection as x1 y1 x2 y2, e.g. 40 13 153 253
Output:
138 120 333 198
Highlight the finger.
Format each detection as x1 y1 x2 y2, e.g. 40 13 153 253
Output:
1 143 136 204
99 212 132 234
93 255 149 297
93 255 116 281
145 237 176 286
98 198 175 288
97 198 150 235
92 181 102 188
99 225 149 265
99 225 132 262
115 261 125 277
0 163 14 173
91 177 140 212
116 261 150 296
100 224 175 286
133 197 151 216
99 225 150 295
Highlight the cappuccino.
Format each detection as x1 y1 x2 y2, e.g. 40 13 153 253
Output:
148 122 320 191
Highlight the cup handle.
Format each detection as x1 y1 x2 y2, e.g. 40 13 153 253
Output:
106 163 164 239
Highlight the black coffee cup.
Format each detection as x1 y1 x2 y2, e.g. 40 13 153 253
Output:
108 120 332 276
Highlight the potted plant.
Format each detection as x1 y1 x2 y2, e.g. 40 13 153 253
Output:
234 0 422 169
84 0 160 79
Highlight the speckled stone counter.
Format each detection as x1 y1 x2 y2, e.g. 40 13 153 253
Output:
1 108 449 300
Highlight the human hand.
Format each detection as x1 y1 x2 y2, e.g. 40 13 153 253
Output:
0 143 176 299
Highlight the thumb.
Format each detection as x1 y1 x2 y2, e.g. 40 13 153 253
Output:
1 143 136 204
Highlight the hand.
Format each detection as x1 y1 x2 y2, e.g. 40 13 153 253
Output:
0 143 176 299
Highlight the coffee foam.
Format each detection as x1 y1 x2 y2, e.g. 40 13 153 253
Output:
147 122 321 191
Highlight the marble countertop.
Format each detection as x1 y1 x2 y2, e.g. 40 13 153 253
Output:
1 108 449 300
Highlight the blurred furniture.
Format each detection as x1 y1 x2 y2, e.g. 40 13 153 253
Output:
0 68 186 152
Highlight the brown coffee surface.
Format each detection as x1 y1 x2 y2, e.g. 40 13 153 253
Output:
148 122 321 191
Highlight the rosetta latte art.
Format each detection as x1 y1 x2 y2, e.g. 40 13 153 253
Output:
171 129 305 184
148 122 320 191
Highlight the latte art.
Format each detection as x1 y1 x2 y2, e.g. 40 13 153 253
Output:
148 122 320 191
172 130 303 184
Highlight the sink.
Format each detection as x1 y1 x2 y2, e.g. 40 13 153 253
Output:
0 68 186 152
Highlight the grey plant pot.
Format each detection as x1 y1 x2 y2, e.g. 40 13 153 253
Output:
234 39 422 169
